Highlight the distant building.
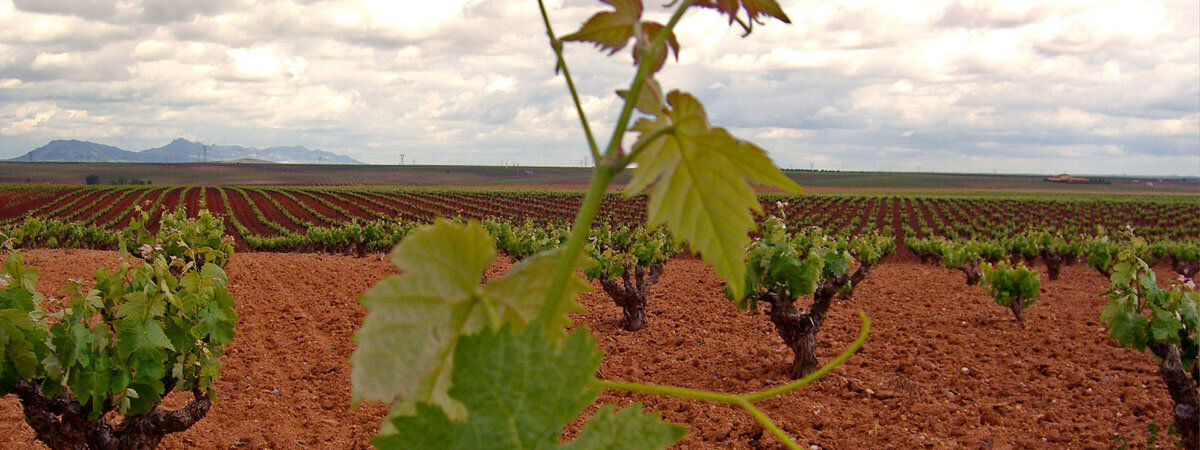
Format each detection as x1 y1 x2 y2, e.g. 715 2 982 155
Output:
1044 174 1090 183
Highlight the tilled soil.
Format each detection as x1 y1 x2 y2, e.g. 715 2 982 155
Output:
222 189 276 237
0 250 1179 449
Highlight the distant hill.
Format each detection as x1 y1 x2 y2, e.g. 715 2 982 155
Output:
12 140 144 162
9 138 363 164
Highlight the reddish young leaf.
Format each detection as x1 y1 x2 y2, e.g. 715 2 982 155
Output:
561 0 644 54
616 76 665 116
632 21 680 74
696 0 791 26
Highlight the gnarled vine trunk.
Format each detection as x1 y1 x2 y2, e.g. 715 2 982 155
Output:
1169 255 1199 281
836 263 873 300
1041 251 1067 280
763 263 877 378
1009 297 1025 327
13 380 211 450
956 261 982 285
599 264 663 332
763 288 828 379
1149 343 1199 449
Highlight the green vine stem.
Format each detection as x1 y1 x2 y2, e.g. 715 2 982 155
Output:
535 165 617 325
601 0 697 159
534 2 862 448
536 0 600 162
537 0 694 323
591 311 870 449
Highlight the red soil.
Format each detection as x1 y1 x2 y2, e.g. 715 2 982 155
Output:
113 189 167 229
221 188 277 237
183 187 201 219
146 188 184 234
402 192 487 219
54 189 115 222
437 193 513 217
0 251 1180 449
310 192 376 221
266 190 332 228
92 190 145 228
203 188 246 250
0 188 78 219
291 191 351 223
360 192 437 221
914 200 939 236
244 189 306 233
47 190 107 220
0 190 34 211
2 188 1197 245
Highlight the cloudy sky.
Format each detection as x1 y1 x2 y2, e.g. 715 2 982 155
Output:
0 0 1196 175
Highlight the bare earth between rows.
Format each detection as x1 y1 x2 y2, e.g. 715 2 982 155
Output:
0 250 1174 449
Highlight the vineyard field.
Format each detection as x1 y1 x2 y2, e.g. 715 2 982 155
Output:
1 0 1195 447
0 184 1196 448
1 184 1195 253
3 162 1198 194
0 248 1179 448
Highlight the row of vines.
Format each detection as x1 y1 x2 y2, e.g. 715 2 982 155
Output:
1 185 1196 254
1 200 1194 448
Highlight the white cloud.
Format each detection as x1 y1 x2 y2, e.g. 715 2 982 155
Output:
0 0 1193 175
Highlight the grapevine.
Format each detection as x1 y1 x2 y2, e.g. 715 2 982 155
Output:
0 207 236 449
731 216 889 377
584 224 678 331
348 1 872 448
979 261 1040 326
1100 248 1199 448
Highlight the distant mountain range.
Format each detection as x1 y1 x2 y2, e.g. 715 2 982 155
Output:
8 138 364 164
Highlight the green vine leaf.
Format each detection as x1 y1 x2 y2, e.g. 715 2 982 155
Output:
1150 309 1182 343
1103 302 1149 351
481 248 590 341
625 91 801 300
561 0 643 54
193 288 237 345
352 220 591 421
0 311 40 380
375 324 684 449
69 363 112 417
351 219 495 419
116 291 166 321
115 319 174 362
565 404 687 450
50 321 93 371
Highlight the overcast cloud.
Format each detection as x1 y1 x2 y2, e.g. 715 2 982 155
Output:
0 0 1196 175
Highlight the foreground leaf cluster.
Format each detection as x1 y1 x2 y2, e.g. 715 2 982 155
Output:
352 220 591 421
1099 248 1199 448
1101 257 1199 367
626 92 801 299
377 325 684 449
353 1 823 448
